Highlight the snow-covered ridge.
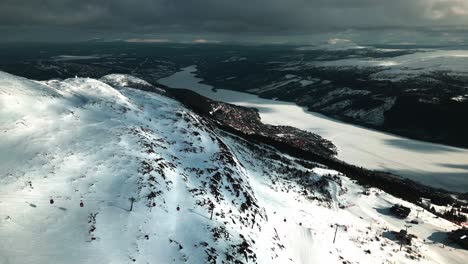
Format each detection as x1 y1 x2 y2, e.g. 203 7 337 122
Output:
0 71 466 263
100 74 153 88
296 39 367 51
314 50 468 81
0 71 270 263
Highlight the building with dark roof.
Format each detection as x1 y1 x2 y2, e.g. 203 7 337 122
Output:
390 204 411 218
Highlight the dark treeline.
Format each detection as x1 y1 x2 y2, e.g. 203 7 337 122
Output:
216 122 455 207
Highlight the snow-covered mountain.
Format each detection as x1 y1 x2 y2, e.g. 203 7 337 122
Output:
0 71 466 264
313 50 468 81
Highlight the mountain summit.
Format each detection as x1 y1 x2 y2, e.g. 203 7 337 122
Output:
0 71 466 263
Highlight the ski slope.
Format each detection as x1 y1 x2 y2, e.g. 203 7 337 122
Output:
158 66 468 193
0 71 466 263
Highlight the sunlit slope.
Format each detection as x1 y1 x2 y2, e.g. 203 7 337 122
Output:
0 71 466 264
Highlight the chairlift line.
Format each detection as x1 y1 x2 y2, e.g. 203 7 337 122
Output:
0 193 225 208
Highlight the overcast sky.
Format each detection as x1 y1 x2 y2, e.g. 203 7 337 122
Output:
1 0 467 44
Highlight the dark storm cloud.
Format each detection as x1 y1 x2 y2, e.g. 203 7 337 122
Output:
0 0 467 42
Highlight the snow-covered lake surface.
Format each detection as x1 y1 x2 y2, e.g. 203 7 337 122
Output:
159 66 468 193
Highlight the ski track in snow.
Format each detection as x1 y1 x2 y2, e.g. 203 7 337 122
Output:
0 71 467 264
158 65 468 193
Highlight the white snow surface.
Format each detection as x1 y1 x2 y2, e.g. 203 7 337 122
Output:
1 70 467 264
100 74 153 88
158 66 468 193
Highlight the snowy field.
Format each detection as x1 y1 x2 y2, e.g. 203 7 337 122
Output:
1 70 467 263
159 66 468 193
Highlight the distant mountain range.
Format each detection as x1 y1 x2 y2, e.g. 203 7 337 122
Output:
1 42 467 148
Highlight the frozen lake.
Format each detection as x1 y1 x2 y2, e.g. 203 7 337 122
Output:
159 66 468 193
